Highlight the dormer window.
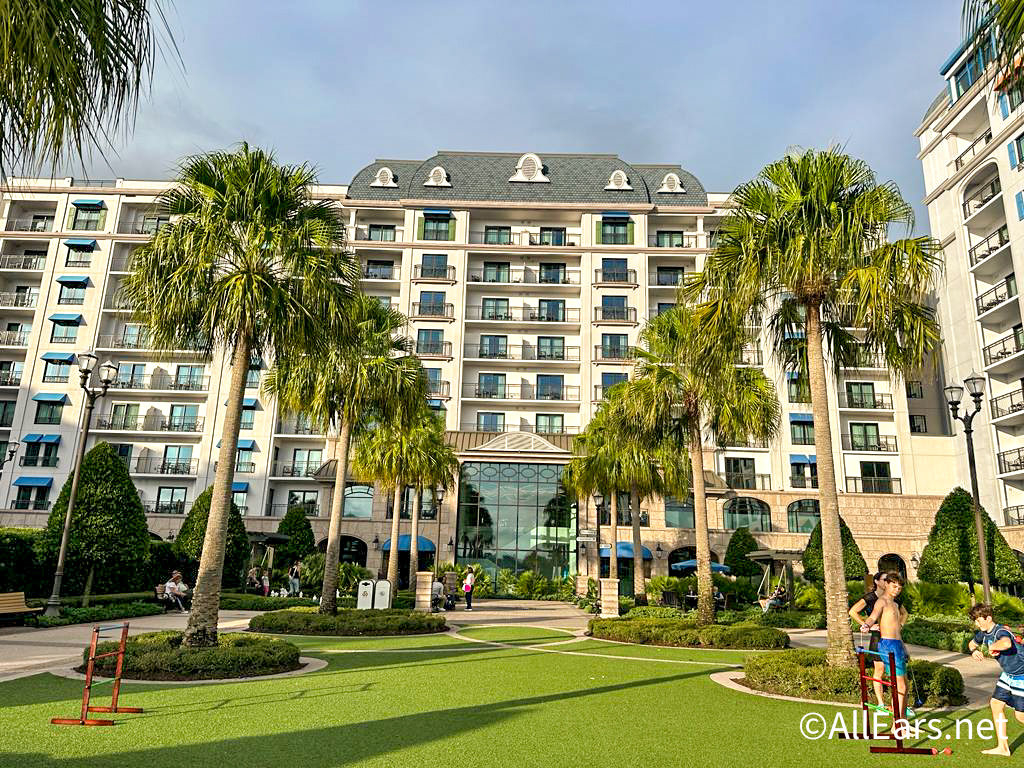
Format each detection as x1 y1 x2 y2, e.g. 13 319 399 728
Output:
509 153 549 183
657 173 686 194
370 166 398 187
424 166 451 187
604 170 632 190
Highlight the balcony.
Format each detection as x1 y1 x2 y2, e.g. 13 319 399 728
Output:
724 437 769 449
976 278 1018 316
4 217 54 232
969 225 1010 268
462 383 580 401
724 473 771 490
132 457 199 475
790 475 819 489
271 461 321 477
649 271 685 287
276 419 321 436
999 446 1024 475
428 380 451 398
411 302 455 319
116 220 169 235
465 306 580 323
95 334 206 352
19 455 58 467
94 415 205 432
109 254 137 272
459 422 578 435
466 267 580 285
267 504 320 517
594 306 637 323
0 330 28 346
963 177 1002 219
593 345 635 361
844 347 885 370
0 255 45 270
594 269 637 285
647 233 700 248
413 265 456 281
361 265 398 280
108 374 210 392
1006 505 1024 526
846 476 902 494
841 434 898 452
992 389 1024 420
984 332 1024 367
464 344 581 362
350 225 405 243
736 347 763 366
467 230 578 247
954 129 993 171
142 501 191 515
12 499 51 510
0 292 36 308
0 372 21 386
838 393 894 410
415 340 453 358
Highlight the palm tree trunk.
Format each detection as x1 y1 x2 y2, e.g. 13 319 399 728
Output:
608 492 619 582
806 305 855 666
386 485 402 586
410 489 421 585
319 418 352 614
630 487 645 598
81 564 94 608
691 425 714 626
185 338 249 647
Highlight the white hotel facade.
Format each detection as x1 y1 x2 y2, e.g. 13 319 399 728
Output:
0 151 970 588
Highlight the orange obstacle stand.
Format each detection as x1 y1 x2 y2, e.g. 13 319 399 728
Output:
51 622 143 726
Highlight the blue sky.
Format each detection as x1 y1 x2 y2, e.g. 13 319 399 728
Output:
85 0 963 229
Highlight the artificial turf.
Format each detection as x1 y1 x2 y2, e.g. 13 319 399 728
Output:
0 631 1012 767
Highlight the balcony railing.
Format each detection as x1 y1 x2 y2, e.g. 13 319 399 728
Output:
117 220 169 235
271 460 322 477
976 278 1017 315
963 177 1002 218
94 415 205 432
984 332 1024 365
428 380 451 397
462 383 580 401
1006 505 1024 526
143 501 191 515
841 434 898 452
95 334 206 351
467 230 579 247
790 475 819 489
465 306 580 323
267 504 320 517
465 344 581 361
12 499 50 510
109 254 137 272
593 345 635 361
0 372 21 386
19 455 58 467
969 225 1010 266
362 265 397 280
4 217 54 232
724 437 769 449
276 419 320 435
846 476 902 494
594 268 637 284
466 267 580 285
132 457 198 475
725 472 771 490
992 389 1024 418
838 393 894 409
647 233 700 248
350 225 405 242
415 340 453 357
413 264 456 280
411 302 455 319
954 129 993 171
459 422 578 434
0 331 28 346
108 374 210 392
649 271 685 286
0 292 36 308
736 347 763 366
0 255 45 270
845 347 884 369
594 306 637 322
999 446 1024 474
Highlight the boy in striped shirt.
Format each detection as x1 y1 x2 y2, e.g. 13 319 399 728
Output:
969 603 1024 756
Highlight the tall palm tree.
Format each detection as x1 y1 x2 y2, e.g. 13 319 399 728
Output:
1 0 176 174
684 148 942 662
120 144 357 646
962 2 1024 94
608 305 780 624
406 414 459 589
263 294 423 613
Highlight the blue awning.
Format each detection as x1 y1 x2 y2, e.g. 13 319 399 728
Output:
670 560 731 574
63 239 97 250
32 393 69 404
41 352 76 363
21 434 43 443
427 398 446 409
243 398 258 408
790 454 810 464
422 208 451 216
56 276 90 286
598 542 653 560
49 313 83 324
232 481 248 492
13 476 52 488
601 211 630 218
789 413 813 423
40 434 61 444
785 371 800 380
71 199 105 208
381 534 435 553
237 439 256 450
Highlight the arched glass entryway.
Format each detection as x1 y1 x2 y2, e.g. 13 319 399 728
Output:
315 536 369 567
667 547 719 570
877 553 907 579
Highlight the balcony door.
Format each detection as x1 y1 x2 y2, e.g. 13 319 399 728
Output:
111 403 139 429
850 422 880 451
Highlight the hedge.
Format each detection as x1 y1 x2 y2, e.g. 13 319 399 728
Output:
0 528 47 596
37 601 164 628
588 617 789 649
219 595 322 612
249 607 447 636
901 616 976 653
86 631 301 681
743 649 966 707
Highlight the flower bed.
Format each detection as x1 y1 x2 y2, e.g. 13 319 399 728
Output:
249 607 447 636
588 617 789 649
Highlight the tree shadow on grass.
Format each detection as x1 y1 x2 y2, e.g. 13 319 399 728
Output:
3 669 708 768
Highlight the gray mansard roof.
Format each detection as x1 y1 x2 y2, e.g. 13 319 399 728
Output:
347 152 708 206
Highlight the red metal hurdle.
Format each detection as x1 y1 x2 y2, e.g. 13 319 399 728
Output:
51 622 143 726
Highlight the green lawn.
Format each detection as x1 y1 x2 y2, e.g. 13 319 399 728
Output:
0 630 1013 767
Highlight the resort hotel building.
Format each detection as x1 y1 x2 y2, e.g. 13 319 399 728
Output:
0 148 995 590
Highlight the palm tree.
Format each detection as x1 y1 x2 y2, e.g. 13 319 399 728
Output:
608 305 780 624
406 414 459 590
263 294 423 613
684 148 942 662
1 0 176 174
962 2 1024 94
120 144 357 646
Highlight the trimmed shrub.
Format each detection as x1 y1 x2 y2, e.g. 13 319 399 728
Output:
86 631 301 681
275 507 316 565
625 605 687 619
219 594 321 611
298 554 372 595
38 601 164 628
724 527 763 578
36 443 151 599
588 616 789 649
801 515 867 582
147 540 196 587
0 527 46 596
249 607 447 636
901 616 975 653
173 487 248 588
743 649 965 707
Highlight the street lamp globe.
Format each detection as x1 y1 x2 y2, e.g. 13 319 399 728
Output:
965 372 985 398
98 361 118 385
76 351 97 374
943 384 964 408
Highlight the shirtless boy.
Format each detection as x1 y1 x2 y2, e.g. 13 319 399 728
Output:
861 572 911 718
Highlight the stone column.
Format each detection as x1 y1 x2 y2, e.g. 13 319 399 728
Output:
414 571 434 612
599 578 619 618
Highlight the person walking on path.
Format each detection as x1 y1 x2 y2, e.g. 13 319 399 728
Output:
288 561 301 595
261 569 270 597
463 568 475 611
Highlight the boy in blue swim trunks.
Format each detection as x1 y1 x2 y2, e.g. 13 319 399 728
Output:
969 602 1024 756
861 572 910 718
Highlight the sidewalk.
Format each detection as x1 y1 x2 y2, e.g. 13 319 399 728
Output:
0 610 259 681
787 628 995 706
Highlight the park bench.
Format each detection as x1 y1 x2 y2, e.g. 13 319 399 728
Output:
152 584 173 611
0 591 42 626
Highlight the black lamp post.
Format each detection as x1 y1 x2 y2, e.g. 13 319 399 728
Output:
43 352 117 617
944 372 991 604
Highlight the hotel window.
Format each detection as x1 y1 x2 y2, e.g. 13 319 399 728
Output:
43 361 69 383
478 373 506 398
600 333 628 358
600 295 628 320
368 224 396 241
232 491 248 515
905 380 924 399
71 206 103 230
537 299 564 322
600 217 630 245
343 483 374 518
483 261 510 282
421 253 448 278
117 362 144 387
365 259 394 279
723 496 772 531
157 487 187 514
535 413 564 434
416 329 444 355
57 285 85 304
787 499 820 533
601 257 629 282
537 336 564 360
484 226 511 245
476 412 504 432
35 402 63 425
168 404 199 430
236 447 254 471
536 374 564 400
14 486 49 510
910 415 927 434
538 262 566 283
656 230 686 247
175 364 204 389
791 420 814 444
240 403 256 430
23 441 58 467
787 376 810 403
953 36 995 98
50 322 78 344
665 496 695 528
422 214 452 241
424 368 443 395
481 297 509 320
0 401 14 427
0 361 21 385
479 335 507 358
601 372 627 395
418 291 446 316
287 490 318 515
539 227 566 246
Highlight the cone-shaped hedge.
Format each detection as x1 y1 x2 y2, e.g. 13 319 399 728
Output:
173 486 248 587
802 515 866 582
724 526 763 578
276 506 316 565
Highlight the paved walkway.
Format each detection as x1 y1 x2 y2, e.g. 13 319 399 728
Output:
442 598 593 633
788 628 995 706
